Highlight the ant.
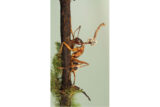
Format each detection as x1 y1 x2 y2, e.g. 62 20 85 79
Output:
59 23 105 85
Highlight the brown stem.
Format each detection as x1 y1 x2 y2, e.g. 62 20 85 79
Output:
59 0 72 106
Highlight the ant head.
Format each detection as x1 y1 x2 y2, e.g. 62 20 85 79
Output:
74 37 83 45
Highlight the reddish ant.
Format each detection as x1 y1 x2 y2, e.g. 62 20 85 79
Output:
59 23 105 85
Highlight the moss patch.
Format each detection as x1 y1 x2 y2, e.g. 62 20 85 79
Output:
51 42 90 107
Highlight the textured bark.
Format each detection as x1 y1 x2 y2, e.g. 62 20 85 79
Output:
59 0 72 106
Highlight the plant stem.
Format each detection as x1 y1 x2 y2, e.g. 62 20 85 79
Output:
59 0 72 106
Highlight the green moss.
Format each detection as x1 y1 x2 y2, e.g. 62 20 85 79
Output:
51 42 62 107
51 42 90 107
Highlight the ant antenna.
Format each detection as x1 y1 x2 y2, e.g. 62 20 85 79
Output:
71 28 75 39
70 17 75 39
93 23 105 41
73 25 81 38
85 23 105 46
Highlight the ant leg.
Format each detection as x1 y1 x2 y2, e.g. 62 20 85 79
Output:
71 59 89 85
59 42 81 54
72 58 89 66
58 65 75 70
59 58 89 70
72 71 76 85
59 42 73 54
58 67 76 85
58 63 83 70
70 64 89 70
58 64 87 70
58 66 65 70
